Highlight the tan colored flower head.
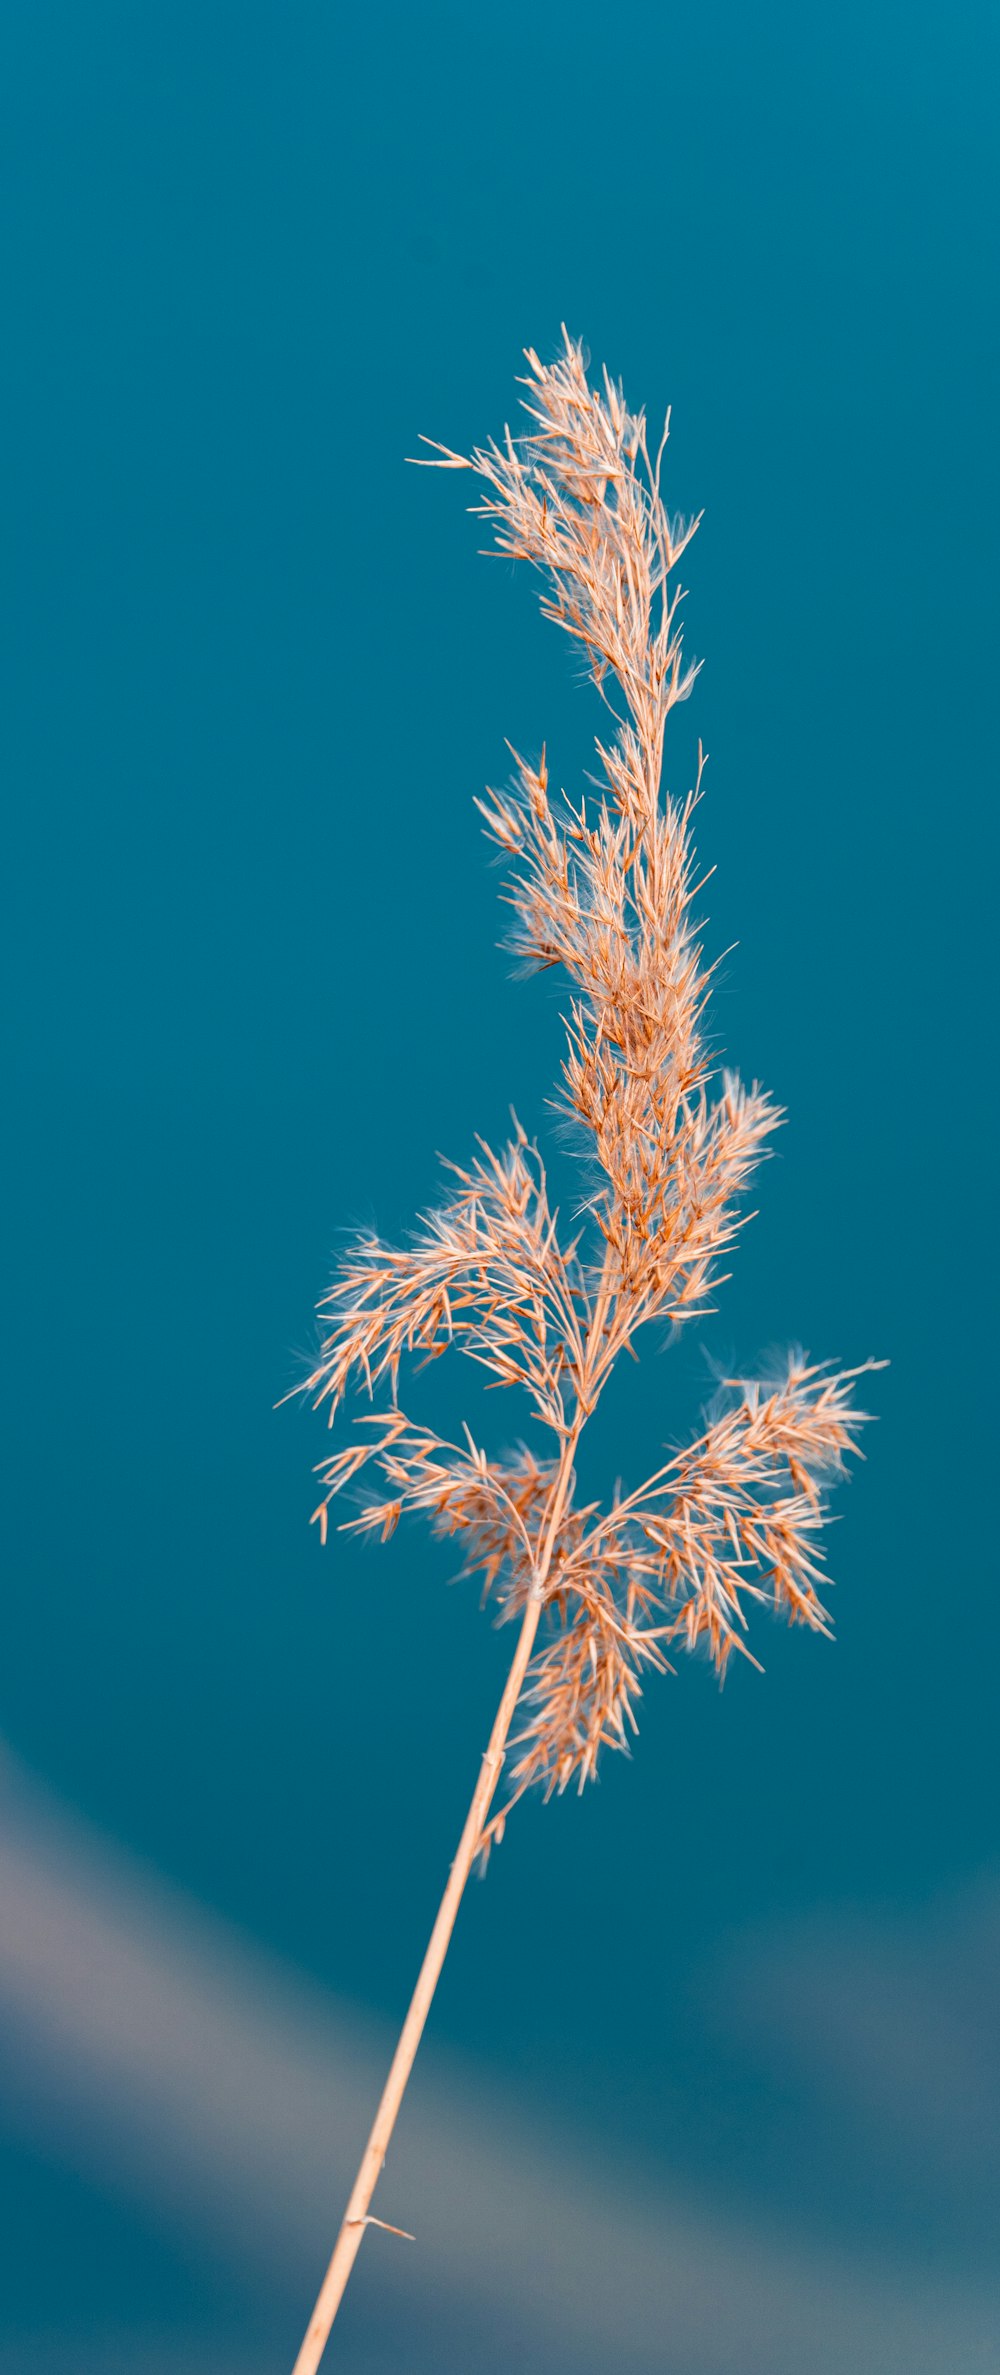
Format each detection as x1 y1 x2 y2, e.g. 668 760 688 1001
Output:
306 331 879 1819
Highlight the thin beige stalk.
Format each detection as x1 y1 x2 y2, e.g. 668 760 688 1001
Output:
290 1434 580 2375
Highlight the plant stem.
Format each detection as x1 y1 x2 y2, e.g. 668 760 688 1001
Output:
289 1584 543 2372
290 1392 589 2373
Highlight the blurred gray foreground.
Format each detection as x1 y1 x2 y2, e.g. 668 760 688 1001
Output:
0 1760 996 2375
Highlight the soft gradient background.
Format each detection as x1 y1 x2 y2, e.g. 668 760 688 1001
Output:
1 4 997 2369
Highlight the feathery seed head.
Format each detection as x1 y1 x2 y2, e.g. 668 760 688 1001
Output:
308 333 881 1828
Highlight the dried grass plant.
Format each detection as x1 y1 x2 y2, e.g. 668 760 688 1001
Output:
289 332 879 2372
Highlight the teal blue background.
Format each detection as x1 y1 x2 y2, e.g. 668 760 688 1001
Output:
1 2 997 2366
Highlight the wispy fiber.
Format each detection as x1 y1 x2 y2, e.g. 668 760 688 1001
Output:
289 333 879 2371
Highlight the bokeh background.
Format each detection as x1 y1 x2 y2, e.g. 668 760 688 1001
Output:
1 4 998 2369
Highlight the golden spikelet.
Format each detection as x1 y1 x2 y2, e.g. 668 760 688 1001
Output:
307 331 879 1808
